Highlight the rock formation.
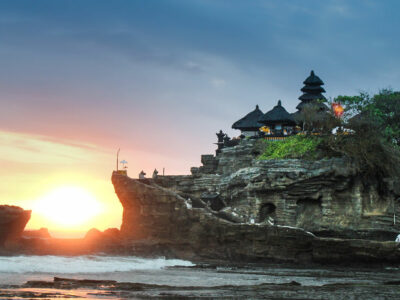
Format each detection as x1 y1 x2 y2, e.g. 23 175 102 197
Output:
112 140 400 263
23 228 51 239
151 140 400 240
0 205 31 246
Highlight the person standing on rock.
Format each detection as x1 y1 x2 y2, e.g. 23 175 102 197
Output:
139 170 146 179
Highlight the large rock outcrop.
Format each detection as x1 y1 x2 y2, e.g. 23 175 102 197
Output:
152 140 400 241
0 205 31 246
111 139 400 263
113 174 314 261
112 172 400 264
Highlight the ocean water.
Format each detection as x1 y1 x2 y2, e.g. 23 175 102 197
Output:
0 255 400 299
0 255 397 286
0 255 195 285
0 255 194 275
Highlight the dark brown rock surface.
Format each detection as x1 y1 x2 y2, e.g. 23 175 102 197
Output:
19 275 400 299
22 227 51 239
112 172 400 264
0 205 31 246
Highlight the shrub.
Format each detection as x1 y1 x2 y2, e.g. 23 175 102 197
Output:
320 119 400 178
336 89 400 146
258 135 323 160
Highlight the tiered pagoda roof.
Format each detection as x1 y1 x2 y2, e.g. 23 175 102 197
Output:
259 100 295 125
296 70 328 111
232 105 264 131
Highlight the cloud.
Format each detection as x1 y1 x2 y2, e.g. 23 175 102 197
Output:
183 61 205 73
0 131 110 165
211 78 226 88
325 1 352 17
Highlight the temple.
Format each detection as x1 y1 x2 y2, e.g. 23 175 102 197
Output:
258 100 296 137
231 104 264 137
296 70 329 113
230 70 328 139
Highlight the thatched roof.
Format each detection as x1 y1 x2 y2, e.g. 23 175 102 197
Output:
232 105 264 131
259 100 296 125
301 85 326 94
297 70 328 110
298 93 327 102
296 100 329 111
303 70 324 86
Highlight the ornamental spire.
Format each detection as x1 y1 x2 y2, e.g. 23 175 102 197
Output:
296 70 328 112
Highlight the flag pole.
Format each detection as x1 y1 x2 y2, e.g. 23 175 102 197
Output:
116 148 120 171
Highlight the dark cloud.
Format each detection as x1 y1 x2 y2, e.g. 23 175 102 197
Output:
0 0 399 172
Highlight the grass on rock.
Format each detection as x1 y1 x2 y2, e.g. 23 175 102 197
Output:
257 135 323 160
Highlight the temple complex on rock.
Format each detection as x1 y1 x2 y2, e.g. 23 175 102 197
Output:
231 70 328 139
106 68 400 264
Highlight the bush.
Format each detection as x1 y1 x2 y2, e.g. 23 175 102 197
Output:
320 119 400 178
336 89 400 146
258 135 323 160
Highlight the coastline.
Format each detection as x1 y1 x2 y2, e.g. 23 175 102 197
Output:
1 255 399 299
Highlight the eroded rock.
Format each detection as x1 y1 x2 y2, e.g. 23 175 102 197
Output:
112 172 400 264
0 205 31 246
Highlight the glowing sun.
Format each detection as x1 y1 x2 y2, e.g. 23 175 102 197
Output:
33 186 102 227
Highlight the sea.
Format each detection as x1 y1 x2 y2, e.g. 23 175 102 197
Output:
0 255 400 299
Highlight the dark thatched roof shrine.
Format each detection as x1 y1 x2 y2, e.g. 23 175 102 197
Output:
297 70 328 111
296 101 329 111
259 100 295 125
303 70 324 86
232 105 264 131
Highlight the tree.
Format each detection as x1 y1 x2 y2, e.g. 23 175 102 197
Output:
294 100 340 134
323 89 400 178
335 89 400 146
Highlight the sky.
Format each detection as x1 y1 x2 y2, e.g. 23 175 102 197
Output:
0 0 399 236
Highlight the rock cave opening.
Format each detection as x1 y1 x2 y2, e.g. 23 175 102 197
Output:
259 203 276 223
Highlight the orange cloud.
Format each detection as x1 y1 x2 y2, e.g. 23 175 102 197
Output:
0 130 122 237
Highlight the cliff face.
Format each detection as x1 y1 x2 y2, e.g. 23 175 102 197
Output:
111 140 400 263
113 174 314 261
112 173 400 264
0 205 31 246
154 140 400 240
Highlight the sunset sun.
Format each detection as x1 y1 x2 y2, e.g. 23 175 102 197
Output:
33 186 102 227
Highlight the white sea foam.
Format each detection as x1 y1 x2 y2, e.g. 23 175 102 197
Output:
0 255 194 274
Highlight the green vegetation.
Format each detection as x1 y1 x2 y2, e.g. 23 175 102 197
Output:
258 135 323 160
332 89 400 177
257 89 400 178
336 89 400 146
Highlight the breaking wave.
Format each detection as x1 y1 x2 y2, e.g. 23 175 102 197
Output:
0 255 195 274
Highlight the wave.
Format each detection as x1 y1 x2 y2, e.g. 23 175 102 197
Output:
0 255 194 274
